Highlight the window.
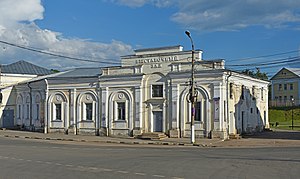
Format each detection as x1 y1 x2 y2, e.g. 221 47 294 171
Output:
18 105 21 118
279 96 282 102
290 84 294 90
290 96 294 100
284 84 287 90
36 104 39 120
252 86 255 100
26 104 30 119
55 104 62 120
284 96 287 101
117 102 126 120
278 84 282 91
241 85 245 100
250 108 253 113
152 85 163 97
86 103 93 120
229 83 233 99
195 102 201 121
261 88 264 100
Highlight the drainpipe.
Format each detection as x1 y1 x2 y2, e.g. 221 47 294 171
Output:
226 71 232 138
27 82 33 131
44 79 49 134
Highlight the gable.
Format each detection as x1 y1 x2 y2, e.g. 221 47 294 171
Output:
271 68 300 80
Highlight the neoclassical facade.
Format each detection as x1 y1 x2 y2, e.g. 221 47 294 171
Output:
14 68 100 134
99 46 269 138
6 46 269 139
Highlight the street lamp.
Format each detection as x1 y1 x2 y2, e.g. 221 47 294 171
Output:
185 30 196 144
291 98 294 130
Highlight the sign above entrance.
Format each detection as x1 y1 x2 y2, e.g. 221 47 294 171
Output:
135 56 179 65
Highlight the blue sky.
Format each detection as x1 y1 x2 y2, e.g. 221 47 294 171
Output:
0 0 300 77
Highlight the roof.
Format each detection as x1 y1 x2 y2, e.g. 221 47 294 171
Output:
270 67 300 80
20 67 101 84
1 60 52 76
54 68 101 78
285 67 300 77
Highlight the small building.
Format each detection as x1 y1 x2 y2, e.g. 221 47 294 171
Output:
0 61 52 128
270 67 300 107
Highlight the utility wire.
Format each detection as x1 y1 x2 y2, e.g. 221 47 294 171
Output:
0 40 120 65
228 49 300 62
226 56 300 67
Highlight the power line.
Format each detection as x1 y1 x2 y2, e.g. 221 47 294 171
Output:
228 49 300 62
226 56 300 67
0 40 120 65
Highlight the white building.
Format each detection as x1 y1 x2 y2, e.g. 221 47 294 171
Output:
99 46 269 139
6 46 269 139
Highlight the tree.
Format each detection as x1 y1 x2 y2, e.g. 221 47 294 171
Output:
50 69 60 73
241 68 268 81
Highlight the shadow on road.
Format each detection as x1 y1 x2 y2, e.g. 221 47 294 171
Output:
243 130 300 140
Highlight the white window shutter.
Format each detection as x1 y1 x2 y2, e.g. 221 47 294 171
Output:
53 103 56 121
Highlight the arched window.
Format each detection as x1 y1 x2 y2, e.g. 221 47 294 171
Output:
25 96 30 120
35 95 41 120
113 92 130 122
51 94 66 121
80 93 96 121
16 96 23 119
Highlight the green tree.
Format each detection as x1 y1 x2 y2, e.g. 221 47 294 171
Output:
241 68 268 81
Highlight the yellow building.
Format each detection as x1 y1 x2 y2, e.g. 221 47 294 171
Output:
270 68 300 107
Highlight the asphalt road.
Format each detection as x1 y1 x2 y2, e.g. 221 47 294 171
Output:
0 137 299 179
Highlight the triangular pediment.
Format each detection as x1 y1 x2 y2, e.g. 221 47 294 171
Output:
271 68 300 80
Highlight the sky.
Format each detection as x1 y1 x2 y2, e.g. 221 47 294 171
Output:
0 0 300 77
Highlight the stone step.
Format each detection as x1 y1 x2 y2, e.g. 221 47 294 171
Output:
229 134 242 139
137 132 168 140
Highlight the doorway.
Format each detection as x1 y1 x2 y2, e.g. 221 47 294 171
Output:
3 109 14 128
153 111 163 132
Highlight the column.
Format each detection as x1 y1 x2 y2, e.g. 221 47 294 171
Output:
169 84 180 137
212 82 227 139
70 89 77 134
133 86 143 136
101 87 109 136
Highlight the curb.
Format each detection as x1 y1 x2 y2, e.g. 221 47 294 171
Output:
0 134 213 147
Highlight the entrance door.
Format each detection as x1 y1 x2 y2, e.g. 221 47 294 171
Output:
3 110 14 128
153 111 163 132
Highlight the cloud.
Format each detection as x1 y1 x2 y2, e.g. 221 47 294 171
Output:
0 0 44 27
172 0 300 31
108 0 172 8
110 0 300 31
0 0 133 70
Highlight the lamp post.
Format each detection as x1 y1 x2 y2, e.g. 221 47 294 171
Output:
185 30 195 144
291 98 294 130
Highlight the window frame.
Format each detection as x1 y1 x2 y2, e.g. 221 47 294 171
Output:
85 103 93 121
36 104 40 120
241 85 245 100
55 103 62 121
278 84 282 91
195 101 202 122
290 84 294 90
117 102 126 121
151 84 164 98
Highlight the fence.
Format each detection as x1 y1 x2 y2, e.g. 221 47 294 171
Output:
269 99 300 108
